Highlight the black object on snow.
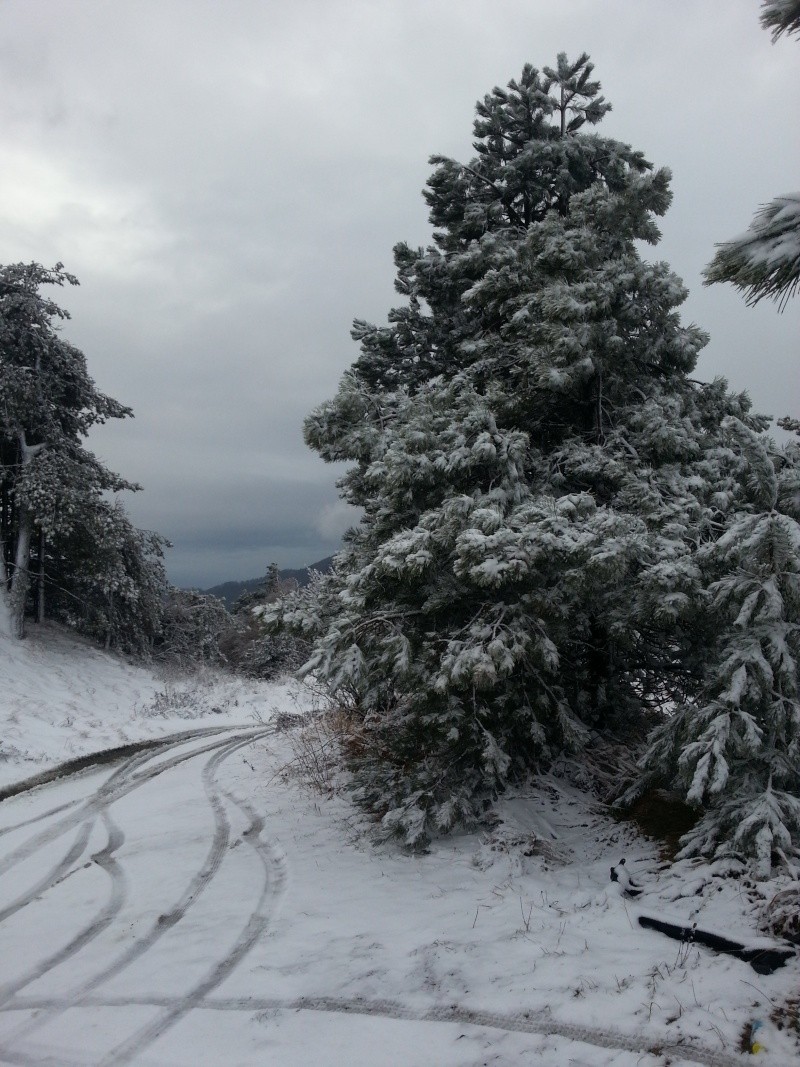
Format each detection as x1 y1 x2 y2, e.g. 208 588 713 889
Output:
609 858 643 897
638 915 796 975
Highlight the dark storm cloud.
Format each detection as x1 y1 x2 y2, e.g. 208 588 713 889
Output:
1 0 797 587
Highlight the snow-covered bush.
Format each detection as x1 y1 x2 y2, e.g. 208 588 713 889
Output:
45 498 168 656
221 563 310 679
156 587 233 666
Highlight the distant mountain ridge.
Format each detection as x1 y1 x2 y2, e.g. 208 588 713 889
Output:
201 556 334 608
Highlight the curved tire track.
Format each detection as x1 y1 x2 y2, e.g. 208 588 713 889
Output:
0 726 242 803
0 727 261 878
0 811 128 1008
0 820 95 925
97 737 287 1065
0 994 752 1067
0 729 273 1055
0 800 83 842
0 732 250 996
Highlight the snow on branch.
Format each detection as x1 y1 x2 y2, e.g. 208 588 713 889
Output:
761 0 800 41
704 194 800 309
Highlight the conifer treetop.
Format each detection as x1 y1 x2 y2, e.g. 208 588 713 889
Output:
425 54 650 246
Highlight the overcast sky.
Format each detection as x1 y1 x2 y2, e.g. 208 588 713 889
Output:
1 0 797 588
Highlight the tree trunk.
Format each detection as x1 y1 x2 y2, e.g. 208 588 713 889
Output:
36 527 46 624
560 85 566 137
3 434 47 640
0 584 12 639
8 506 33 638
105 590 114 649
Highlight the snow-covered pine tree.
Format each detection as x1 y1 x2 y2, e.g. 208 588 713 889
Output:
638 420 800 877
0 262 166 645
271 57 763 845
46 498 168 654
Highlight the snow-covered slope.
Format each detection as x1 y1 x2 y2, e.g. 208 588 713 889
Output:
0 623 312 790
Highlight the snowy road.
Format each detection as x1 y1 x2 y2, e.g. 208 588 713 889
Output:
0 722 794 1066
0 726 286 1065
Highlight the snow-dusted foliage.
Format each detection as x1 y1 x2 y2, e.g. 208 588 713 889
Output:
704 4 799 308
45 499 167 654
639 421 800 878
156 587 233 666
155 567 308 678
704 194 800 308
761 0 800 41
0 262 166 646
270 57 764 847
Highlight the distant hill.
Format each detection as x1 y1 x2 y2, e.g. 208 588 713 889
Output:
202 556 334 608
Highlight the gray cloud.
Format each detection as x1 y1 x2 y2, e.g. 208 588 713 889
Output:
1 0 797 588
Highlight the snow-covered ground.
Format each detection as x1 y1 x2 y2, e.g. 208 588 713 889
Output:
0 623 313 792
0 625 798 1065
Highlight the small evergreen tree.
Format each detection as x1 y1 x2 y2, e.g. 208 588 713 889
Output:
272 57 762 845
224 562 308 678
638 420 800 877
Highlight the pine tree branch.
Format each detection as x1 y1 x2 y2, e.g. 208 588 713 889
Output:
448 159 525 229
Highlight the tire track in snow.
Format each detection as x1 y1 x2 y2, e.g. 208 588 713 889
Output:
0 725 243 803
0 749 173 1002
0 725 249 870
0 994 753 1067
0 738 224 951
96 737 287 1065
0 750 169 878
287 997 751 1067
0 729 273 1056
0 799 83 841
0 820 94 924
0 727 259 877
0 811 128 1008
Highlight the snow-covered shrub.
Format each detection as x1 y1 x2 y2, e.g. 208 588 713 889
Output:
46 499 168 656
222 565 310 679
219 614 309 680
156 587 233 667
284 708 365 794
